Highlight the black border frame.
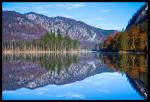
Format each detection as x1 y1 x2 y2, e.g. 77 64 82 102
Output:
1 0 149 101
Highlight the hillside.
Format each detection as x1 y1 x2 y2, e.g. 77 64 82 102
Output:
2 11 116 44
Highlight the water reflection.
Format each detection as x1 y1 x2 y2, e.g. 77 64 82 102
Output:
2 53 147 100
99 53 148 99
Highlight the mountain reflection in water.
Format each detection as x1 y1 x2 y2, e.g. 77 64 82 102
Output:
2 53 147 100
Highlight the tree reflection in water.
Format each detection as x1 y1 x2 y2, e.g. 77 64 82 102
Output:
3 53 78 73
2 53 148 99
98 53 148 99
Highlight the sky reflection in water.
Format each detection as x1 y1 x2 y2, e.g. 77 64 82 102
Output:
2 53 146 100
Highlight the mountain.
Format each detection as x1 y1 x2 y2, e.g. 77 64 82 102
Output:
2 11 47 40
126 3 148 29
2 53 114 90
25 12 116 42
2 11 116 46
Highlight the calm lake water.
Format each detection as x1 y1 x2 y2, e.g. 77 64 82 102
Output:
2 52 148 100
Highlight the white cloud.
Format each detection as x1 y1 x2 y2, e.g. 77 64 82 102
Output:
56 3 85 10
57 92 85 99
99 9 111 13
3 7 31 11
3 3 86 15
48 14 72 18
84 17 104 23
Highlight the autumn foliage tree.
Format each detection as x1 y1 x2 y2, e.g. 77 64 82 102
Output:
101 21 147 52
100 3 147 52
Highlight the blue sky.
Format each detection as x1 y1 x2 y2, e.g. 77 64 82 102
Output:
2 2 145 30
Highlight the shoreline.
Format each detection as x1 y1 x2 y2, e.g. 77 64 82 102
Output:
2 50 146 54
2 50 96 54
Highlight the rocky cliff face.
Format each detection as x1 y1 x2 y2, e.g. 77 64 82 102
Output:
3 11 116 44
25 12 115 43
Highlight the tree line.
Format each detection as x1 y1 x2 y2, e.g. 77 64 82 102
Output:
100 20 148 52
2 31 79 51
3 53 78 74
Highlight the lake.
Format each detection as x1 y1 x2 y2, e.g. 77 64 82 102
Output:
2 52 148 100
